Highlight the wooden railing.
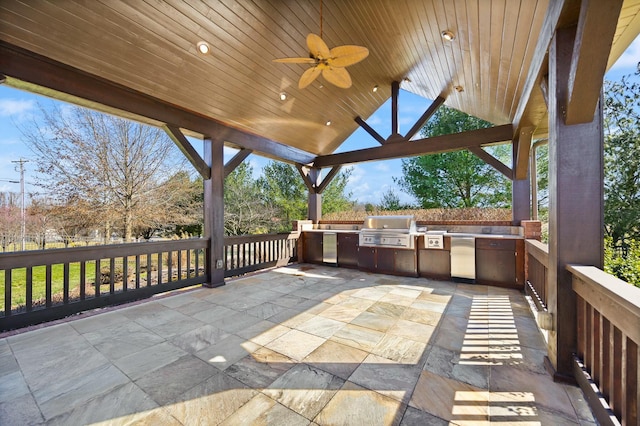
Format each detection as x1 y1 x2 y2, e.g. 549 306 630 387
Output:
224 232 298 278
0 232 300 331
0 239 209 331
525 239 549 311
570 265 640 426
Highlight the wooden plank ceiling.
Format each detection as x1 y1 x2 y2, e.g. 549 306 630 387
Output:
0 0 639 161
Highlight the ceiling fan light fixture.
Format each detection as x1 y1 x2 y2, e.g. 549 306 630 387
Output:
196 41 210 54
441 30 455 41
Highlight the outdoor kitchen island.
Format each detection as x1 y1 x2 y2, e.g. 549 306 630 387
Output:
300 216 525 290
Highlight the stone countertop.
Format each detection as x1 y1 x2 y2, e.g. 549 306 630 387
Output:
302 229 523 239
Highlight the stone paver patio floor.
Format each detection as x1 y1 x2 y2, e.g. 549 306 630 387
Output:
0 264 596 425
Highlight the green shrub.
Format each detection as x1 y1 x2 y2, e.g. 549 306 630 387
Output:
604 237 640 287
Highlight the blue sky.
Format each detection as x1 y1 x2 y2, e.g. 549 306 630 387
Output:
1 35 638 205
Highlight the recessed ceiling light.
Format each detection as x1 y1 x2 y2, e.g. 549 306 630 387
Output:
279 92 287 101
454 85 464 92
441 30 455 41
325 120 332 126
372 85 379 93
196 41 210 54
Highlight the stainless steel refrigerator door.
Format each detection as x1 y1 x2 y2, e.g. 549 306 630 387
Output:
322 232 337 264
450 237 476 280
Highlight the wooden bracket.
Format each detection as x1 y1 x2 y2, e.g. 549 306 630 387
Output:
296 164 341 194
163 125 211 179
224 149 252 178
468 146 513 179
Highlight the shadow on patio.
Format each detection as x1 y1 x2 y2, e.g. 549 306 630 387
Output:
0 265 594 425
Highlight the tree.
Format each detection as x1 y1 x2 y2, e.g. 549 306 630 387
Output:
20 104 189 242
258 162 354 231
603 62 640 248
396 106 511 208
224 162 275 235
0 192 22 251
379 188 402 210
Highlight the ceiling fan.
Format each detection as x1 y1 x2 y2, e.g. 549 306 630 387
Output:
273 0 369 89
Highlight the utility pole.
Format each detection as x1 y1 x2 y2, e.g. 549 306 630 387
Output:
11 159 28 251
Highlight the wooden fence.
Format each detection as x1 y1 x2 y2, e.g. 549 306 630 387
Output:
525 239 549 311
1 232 298 331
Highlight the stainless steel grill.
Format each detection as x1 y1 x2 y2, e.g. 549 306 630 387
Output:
359 215 418 249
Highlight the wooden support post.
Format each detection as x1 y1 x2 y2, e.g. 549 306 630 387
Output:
391 80 400 138
547 26 604 380
512 141 530 225
203 137 225 288
307 168 322 224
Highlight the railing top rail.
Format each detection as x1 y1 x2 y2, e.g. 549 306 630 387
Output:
224 232 298 244
0 238 209 269
525 239 549 267
569 264 640 343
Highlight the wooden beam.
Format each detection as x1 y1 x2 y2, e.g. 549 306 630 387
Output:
0 41 316 165
224 149 252 178
313 124 514 168
316 166 342 194
512 0 566 137
391 80 400 137
566 0 623 125
295 164 316 193
163 125 211 180
404 96 446 141
354 116 387 145
514 127 535 180
468 146 512 179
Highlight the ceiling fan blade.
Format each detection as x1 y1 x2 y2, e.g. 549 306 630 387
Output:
299 67 322 89
322 67 352 88
273 57 316 64
329 45 370 67
307 33 330 58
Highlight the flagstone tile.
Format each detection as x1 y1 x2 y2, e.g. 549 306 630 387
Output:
318 304 363 322
192 305 238 324
134 355 218 406
215 311 267 334
378 293 416 307
400 307 442 326
296 315 345 338
195 334 261 370
225 350 294 389
366 301 408 318
400 406 449 426
330 323 385 352
371 334 428 365
165 371 256 425
220 393 310 426
264 364 344 420
423 345 489 389
314 381 404 426
265 329 326 361
410 370 489 425
0 392 44 426
0 371 30 403
303 339 369 380
349 354 422 403
245 302 290 320
351 311 397 332
338 297 376 311
114 341 188 381
387 319 436 344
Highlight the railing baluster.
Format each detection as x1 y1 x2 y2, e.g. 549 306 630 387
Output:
109 258 115 294
157 252 162 285
95 259 101 297
195 249 200 277
602 317 611 400
146 254 152 287
592 310 600 385
585 303 592 370
45 264 52 307
123 256 128 292
624 338 638 425
135 255 140 289
26 267 32 311
167 251 173 283
178 249 183 280
63 263 70 304
80 262 86 301
4 269 11 316
186 250 191 278
613 327 623 419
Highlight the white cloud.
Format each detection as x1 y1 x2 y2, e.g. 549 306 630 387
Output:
0 98 35 117
610 34 640 72
374 163 390 172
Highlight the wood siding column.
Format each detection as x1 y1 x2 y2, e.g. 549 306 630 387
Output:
512 140 531 225
308 168 322 224
203 137 225 288
547 26 604 379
